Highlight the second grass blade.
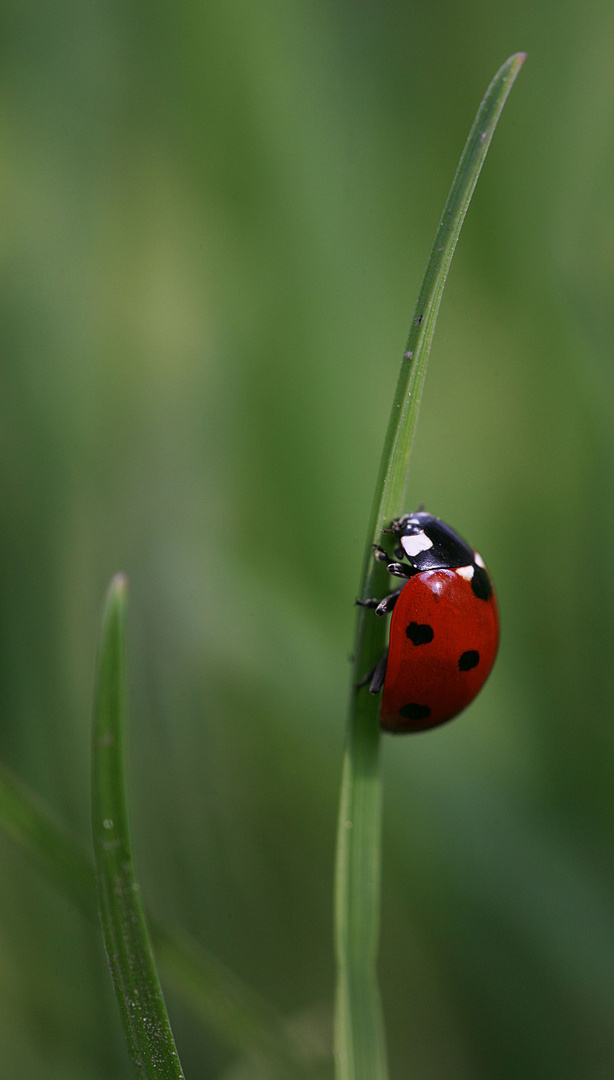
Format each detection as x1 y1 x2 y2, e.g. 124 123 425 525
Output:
92 574 185 1080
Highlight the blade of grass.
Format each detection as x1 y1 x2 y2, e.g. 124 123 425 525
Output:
334 53 526 1080
0 752 320 1078
92 574 185 1079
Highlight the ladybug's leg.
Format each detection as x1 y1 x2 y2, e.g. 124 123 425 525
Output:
356 545 408 617
379 531 405 560
356 589 402 616
373 545 412 579
375 589 402 615
369 649 388 694
355 665 374 689
355 648 388 693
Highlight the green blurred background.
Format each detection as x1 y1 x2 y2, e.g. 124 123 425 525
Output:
2 2 614 1078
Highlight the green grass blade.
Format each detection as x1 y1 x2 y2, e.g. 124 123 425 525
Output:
334 53 526 1080
92 574 185 1079
334 687 386 1080
0 756 319 1078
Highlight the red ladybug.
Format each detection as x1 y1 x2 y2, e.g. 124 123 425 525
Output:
358 511 499 733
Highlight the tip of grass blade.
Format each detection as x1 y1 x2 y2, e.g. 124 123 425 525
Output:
107 571 128 597
99 574 128 642
496 53 527 89
508 53 527 77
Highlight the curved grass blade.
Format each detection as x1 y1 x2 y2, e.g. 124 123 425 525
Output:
92 574 185 1079
0 745 320 1077
334 53 526 1080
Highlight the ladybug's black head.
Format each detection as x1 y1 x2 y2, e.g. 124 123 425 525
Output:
389 511 475 572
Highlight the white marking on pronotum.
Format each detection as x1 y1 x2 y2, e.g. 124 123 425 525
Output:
401 531 433 558
456 565 475 582
474 552 485 569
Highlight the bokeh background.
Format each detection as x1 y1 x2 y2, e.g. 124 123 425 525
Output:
2 2 614 1078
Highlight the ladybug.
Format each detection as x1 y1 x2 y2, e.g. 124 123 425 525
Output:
358 511 499 733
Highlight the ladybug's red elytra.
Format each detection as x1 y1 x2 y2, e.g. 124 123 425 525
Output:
358 511 499 733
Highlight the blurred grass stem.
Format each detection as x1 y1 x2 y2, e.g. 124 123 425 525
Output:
0 738 320 1078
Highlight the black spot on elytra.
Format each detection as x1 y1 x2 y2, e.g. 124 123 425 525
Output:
406 621 434 645
459 650 479 671
471 564 492 601
399 703 431 721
